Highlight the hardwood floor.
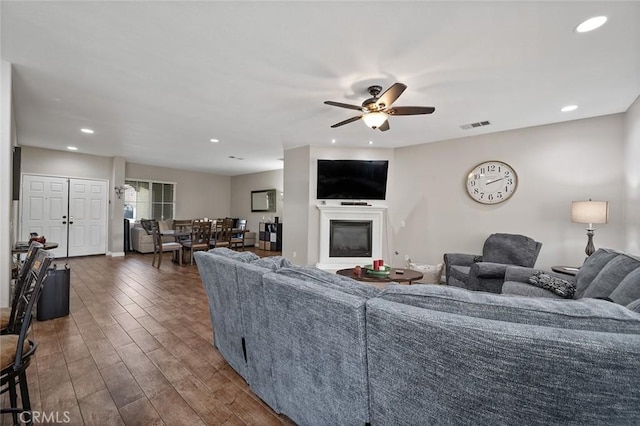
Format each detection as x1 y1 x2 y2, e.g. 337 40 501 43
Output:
2 248 293 426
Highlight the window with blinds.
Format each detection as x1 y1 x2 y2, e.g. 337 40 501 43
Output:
124 180 175 221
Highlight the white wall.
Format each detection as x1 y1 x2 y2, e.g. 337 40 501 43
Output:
390 114 625 270
22 146 114 179
1 60 13 307
230 169 283 236
623 95 640 254
283 146 311 263
125 162 231 220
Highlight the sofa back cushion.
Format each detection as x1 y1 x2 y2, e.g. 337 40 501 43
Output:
628 298 640 313
574 248 618 298
581 253 640 300
377 284 640 334
208 247 259 262
250 256 293 271
365 296 640 425
607 266 640 306
261 272 373 425
275 266 381 298
482 233 541 267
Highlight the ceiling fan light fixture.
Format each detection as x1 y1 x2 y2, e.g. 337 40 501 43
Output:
362 111 388 129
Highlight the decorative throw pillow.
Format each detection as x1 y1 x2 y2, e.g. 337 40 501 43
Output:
140 219 154 235
528 272 576 299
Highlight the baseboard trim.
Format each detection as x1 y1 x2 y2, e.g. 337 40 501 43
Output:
109 251 126 258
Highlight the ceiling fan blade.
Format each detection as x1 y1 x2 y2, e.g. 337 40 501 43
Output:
388 106 435 116
331 115 362 128
376 83 407 108
378 120 390 132
324 101 363 111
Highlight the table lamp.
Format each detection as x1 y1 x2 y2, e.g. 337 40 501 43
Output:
571 199 608 257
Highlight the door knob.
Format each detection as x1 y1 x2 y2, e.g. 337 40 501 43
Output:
62 221 67 224
63 215 67 219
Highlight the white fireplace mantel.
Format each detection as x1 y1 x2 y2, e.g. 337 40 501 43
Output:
316 204 387 270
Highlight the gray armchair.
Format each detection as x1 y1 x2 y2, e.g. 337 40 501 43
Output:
444 233 542 293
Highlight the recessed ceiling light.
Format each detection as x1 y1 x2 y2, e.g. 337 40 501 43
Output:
331 139 336 144
561 105 578 112
80 128 94 134
368 141 373 145
67 146 78 151
576 16 607 33
210 138 219 143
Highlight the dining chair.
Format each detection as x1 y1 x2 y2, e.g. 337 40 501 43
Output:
182 219 213 265
231 219 247 251
151 221 183 268
1 249 53 425
172 219 193 244
1 241 43 335
211 218 233 249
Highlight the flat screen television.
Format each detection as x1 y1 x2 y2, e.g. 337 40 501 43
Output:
317 159 389 200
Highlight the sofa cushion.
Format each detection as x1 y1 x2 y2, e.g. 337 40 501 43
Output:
378 284 640 334
528 272 576 299
251 256 293 271
582 254 640 299
275 266 381 298
627 298 640 313
609 267 640 306
482 233 539 267
448 265 470 284
574 249 619 298
502 280 562 298
208 247 259 263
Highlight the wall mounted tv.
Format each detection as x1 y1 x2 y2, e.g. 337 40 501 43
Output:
317 159 389 200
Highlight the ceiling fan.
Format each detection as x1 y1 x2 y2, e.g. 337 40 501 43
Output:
324 83 435 131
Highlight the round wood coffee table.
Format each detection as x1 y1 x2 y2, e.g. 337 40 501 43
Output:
336 267 423 284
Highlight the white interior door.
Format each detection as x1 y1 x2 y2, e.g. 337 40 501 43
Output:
68 179 107 257
20 175 68 258
21 175 108 258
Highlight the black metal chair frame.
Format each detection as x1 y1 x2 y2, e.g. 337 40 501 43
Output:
1 250 54 425
2 242 43 335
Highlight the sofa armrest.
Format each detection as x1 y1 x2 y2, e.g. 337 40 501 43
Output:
471 262 509 279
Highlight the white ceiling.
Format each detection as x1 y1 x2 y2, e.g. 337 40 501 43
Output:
2 1 639 176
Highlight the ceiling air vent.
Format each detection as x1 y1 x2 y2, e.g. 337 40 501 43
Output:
460 120 491 130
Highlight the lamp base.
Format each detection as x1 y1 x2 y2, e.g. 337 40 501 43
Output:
585 228 595 257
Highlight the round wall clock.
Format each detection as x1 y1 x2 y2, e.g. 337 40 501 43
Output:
466 160 518 204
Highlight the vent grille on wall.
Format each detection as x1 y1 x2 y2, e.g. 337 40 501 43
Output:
460 120 491 130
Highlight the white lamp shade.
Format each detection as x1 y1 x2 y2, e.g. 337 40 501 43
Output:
362 112 388 129
571 201 609 224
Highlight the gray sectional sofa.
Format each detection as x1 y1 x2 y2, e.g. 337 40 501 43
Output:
195 248 640 426
503 248 640 305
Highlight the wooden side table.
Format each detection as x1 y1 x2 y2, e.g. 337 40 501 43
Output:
336 267 424 284
551 266 580 276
